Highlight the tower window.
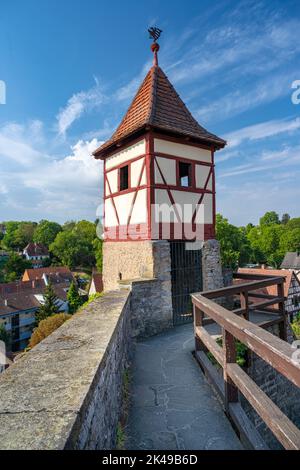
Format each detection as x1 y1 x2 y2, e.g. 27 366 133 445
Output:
179 162 192 187
119 165 129 191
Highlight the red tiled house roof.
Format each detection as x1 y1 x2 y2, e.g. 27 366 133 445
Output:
0 279 69 315
90 272 103 293
22 266 72 282
24 243 49 257
93 65 226 158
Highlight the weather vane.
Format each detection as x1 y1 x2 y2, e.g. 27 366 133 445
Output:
148 27 162 43
148 27 162 66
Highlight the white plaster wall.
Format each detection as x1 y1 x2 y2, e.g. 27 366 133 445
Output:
106 170 118 194
154 189 213 224
113 192 135 225
196 165 212 189
130 189 148 224
154 157 177 185
131 157 146 187
105 198 119 227
154 138 211 163
106 140 146 170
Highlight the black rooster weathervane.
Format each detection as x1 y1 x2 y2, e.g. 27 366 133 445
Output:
148 27 163 43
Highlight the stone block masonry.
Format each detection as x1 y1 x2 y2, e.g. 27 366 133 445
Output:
202 239 224 292
0 238 225 449
103 240 155 291
0 290 132 450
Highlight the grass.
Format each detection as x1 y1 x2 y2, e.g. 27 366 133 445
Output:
79 292 104 311
116 423 126 450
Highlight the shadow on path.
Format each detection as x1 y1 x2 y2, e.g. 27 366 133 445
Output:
125 324 243 450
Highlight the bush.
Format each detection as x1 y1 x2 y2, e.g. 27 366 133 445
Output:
29 313 71 348
207 337 248 368
291 315 300 339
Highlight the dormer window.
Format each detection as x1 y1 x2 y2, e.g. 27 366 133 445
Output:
179 162 192 187
120 165 129 191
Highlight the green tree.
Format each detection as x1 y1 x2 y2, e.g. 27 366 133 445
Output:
62 220 76 232
36 282 60 324
2 252 32 282
50 221 97 269
286 217 300 230
280 228 300 253
281 213 291 225
33 220 62 247
216 214 251 268
93 238 103 273
2 222 21 250
67 281 83 314
248 224 284 267
2 221 37 251
259 211 280 227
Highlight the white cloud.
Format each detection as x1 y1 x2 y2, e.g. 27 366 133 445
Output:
56 79 105 136
0 120 103 221
0 121 48 167
196 71 292 123
225 117 300 148
219 145 300 178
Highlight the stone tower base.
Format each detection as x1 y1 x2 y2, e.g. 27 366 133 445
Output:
102 239 223 336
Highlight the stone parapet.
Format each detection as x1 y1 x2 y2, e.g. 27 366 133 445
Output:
0 289 132 450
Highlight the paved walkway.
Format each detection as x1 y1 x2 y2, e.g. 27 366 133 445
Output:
125 324 243 450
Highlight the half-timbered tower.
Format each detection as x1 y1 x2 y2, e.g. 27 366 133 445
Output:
93 32 226 323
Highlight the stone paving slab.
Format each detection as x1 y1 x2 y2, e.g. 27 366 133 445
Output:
125 324 243 450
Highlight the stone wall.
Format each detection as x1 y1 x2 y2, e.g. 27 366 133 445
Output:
0 290 132 450
103 240 155 291
130 279 173 338
202 239 224 292
121 240 173 338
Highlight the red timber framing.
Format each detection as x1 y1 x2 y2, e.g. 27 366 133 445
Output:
103 131 217 242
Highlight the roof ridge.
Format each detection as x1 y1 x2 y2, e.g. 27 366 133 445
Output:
148 66 158 125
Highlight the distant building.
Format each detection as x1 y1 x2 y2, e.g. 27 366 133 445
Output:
23 243 50 268
280 252 300 274
88 272 103 297
23 266 73 283
238 268 300 322
0 273 71 352
0 224 6 235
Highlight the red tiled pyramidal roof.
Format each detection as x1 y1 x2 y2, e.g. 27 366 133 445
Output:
93 65 225 158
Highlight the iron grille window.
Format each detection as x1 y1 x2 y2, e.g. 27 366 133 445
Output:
179 162 192 187
120 165 129 191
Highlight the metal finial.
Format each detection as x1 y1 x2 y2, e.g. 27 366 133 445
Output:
148 27 162 66
148 27 162 42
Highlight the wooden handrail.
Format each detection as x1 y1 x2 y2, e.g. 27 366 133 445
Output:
192 275 300 450
193 294 300 388
233 272 287 280
195 326 300 450
202 276 284 299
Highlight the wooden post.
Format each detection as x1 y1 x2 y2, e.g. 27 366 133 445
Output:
240 291 249 320
194 305 205 352
223 329 239 411
277 281 287 341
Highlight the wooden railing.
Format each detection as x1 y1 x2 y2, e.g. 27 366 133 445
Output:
192 273 300 450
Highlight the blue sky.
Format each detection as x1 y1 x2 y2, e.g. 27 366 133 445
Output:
0 0 300 226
